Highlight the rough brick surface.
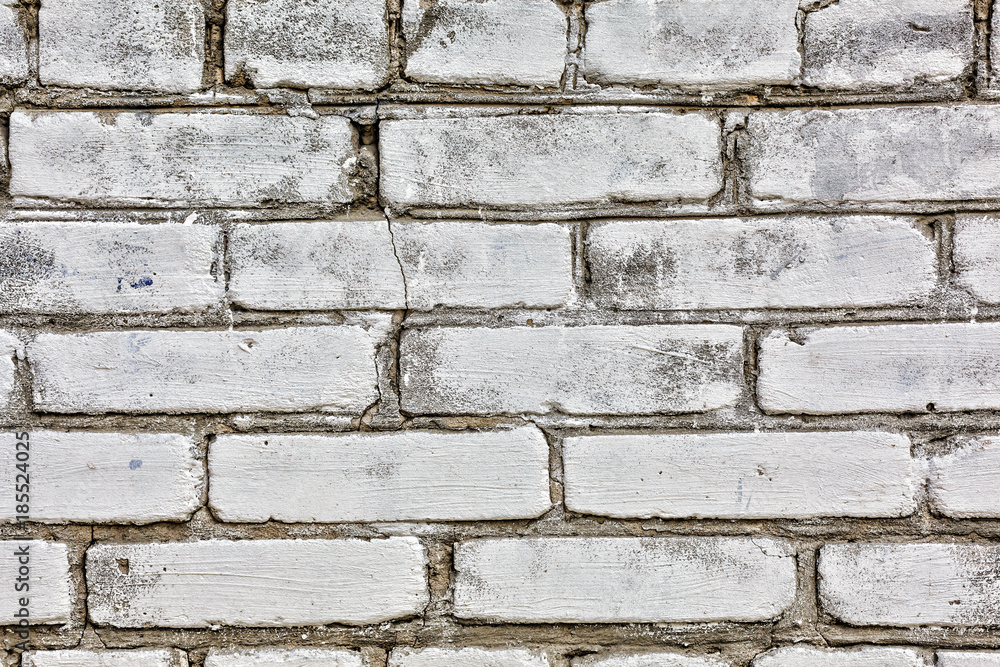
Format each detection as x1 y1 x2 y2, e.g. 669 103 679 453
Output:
938 654 1000 667
205 648 362 666
573 655 726 667
954 214 1000 303
752 647 923 667
929 437 1000 518
0 541 72 624
0 0 27 84
25 650 189 667
389 647 551 667
0 331 21 412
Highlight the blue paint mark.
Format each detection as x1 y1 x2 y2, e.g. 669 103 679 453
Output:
131 276 153 289
129 459 142 470
116 278 123 292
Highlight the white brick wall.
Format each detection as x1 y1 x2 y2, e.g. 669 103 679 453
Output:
929 437 1000 518
0 331 20 413
0 541 72 624
0 0 27 85
752 647 924 667
205 648 362 666
389 647 552 667
954 214 1000 303
938 654 1000 667
25 650 189 667
573 654 727 667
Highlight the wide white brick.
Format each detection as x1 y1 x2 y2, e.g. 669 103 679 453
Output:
390 647 550 667
0 1 27 84
29 326 378 414
954 215 1000 303
9 112 356 207
400 325 743 416
39 0 204 92
938 653 1000 667
0 331 20 413
586 216 935 309
804 0 972 89
0 431 201 524
758 323 1000 414
752 647 923 667
205 648 361 667
574 654 727 667
820 543 1000 626
583 0 799 88
0 541 72 624
380 111 722 209
402 0 566 87
86 538 427 627
0 222 221 314
929 437 1000 518
453 537 796 623
744 106 1000 206
209 426 551 522
229 220 405 310
563 431 916 520
392 221 574 309
25 649 188 667
225 0 389 89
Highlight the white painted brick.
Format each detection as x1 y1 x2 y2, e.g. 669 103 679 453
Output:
804 0 972 89
9 111 356 207
0 222 221 314
380 111 722 209
938 653 1000 667
228 220 405 311
389 647 551 667
402 0 566 87
0 541 72 624
563 431 916 520
0 331 20 413
573 654 727 667
205 648 361 667
744 106 1000 206
820 542 1000 626
392 221 574 309
929 437 1000 518
400 325 743 416
86 538 428 627
583 0 799 88
209 426 551 522
0 1 27 85
225 0 389 89
586 216 935 310
954 214 1000 303
25 649 188 667
29 326 379 414
752 647 924 667
758 323 1000 414
0 431 202 524
39 0 204 92
453 537 796 623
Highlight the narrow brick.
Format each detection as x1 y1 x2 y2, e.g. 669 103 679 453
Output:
228 220 405 311
29 326 379 414
25 650 188 667
758 323 1000 414
9 112 356 207
209 427 551 523
586 216 935 310
0 332 20 413
0 1 27 84
583 0 799 87
453 537 796 623
205 648 361 666
0 222 221 314
402 0 566 87
929 437 1000 518
574 654 727 667
400 325 743 416
380 111 722 210
820 543 1000 626
86 539 428 627
0 541 72 624
390 648 551 667
954 214 1000 303
938 654 1000 666
563 432 916 520
752 647 923 667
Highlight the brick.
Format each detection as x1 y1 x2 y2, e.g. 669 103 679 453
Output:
0 331 20 413
380 111 722 209
86 538 428 627
938 654 1000 666
562 431 916 520
574 654 727 667
752 647 923 667
954 214 1000 303
583 0 799 88
586 216 935 310
205 648 361 666
929 437 1000 518
0 1 26 84
453 537 796 623
743 106 1000 206
0 431 202 524
29 326 379 414
9 111 356 207
225 0 389 89
389 648 551 667
401 0 566 87
819 543 1000 626
25 650 188 667
0 222 221 315
228 220 405 311
400 325 743 416
392 221 574 309
0 541 72 624
209 426 551 522
38 0 204 92
758 323 1000 414
803 0 972 90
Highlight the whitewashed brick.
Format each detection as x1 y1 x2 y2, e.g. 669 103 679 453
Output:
563 431 916 520
752 647 923 667
574 654 727 667
929 437 1000 518
209 426 551 522
0 541 72 624
758 323 1000 414
402 0 566 87
87 538 428 627
804 0 972 89
390 647 551 667
229 220 405 311
938 653 1000 667
0 431 202 524
392 221 574 309
0 222 221 314
0 1 27 84
744 106 1000 206
954 214 1000 303
9 112 356 207
820 543 1000 626
586 216 935 309
39 0 204 92
205 648 361 667
225 0 389 89
400 325 743 416
25 649 188 667
380 111 722 209
0 331 20 413
29 326 379 414
453 537 796 623
584 0 799 88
